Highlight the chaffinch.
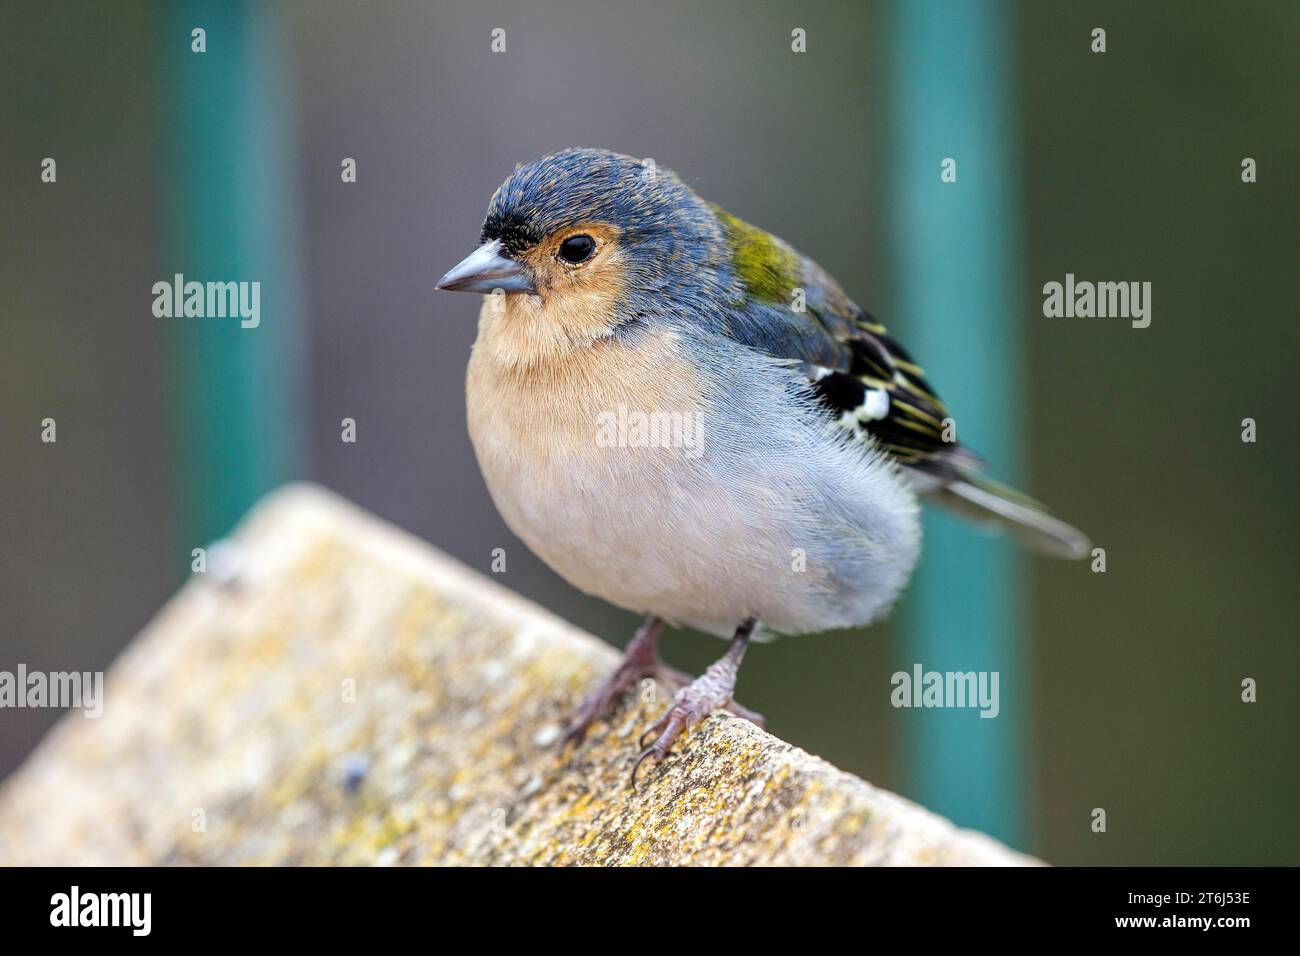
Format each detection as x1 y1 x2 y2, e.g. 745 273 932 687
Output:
437 148 1087 784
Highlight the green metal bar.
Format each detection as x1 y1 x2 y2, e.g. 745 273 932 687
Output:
882 0 1030 846
160 0 305 554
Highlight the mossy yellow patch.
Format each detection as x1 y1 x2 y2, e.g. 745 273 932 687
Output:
713 205 800 303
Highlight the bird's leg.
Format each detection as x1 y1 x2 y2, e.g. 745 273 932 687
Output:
656 663 766 728
632 617 757 787
563 615 665 745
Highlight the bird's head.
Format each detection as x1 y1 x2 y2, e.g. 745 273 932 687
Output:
437 148 724 318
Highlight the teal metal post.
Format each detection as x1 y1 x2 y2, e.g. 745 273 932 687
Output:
883 0 1030 846
160 1 305 554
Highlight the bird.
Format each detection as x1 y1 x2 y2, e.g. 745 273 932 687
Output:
437 147 1088 785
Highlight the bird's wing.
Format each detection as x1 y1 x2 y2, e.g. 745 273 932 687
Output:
709 206 965 470
710 208 1089 559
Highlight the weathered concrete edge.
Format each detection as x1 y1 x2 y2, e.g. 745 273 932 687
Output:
236 483 1041 865
0 482 1041 865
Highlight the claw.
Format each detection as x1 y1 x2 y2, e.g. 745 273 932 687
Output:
636 722 659 750
630 746 660 790
629 707 692 787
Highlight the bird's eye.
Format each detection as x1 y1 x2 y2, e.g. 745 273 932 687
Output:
558 234 596 265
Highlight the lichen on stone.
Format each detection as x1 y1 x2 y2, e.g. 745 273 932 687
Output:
0 484 1035 867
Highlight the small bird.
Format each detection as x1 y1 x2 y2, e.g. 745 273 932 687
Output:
438 148 1088 784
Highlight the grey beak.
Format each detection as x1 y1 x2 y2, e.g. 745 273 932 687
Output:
436 239 536 294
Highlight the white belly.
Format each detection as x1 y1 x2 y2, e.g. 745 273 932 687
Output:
465 321 921 637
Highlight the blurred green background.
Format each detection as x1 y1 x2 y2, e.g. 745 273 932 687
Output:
1 0 1296 865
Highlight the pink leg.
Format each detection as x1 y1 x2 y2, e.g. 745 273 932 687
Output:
563 615 664 746
631 617 757 788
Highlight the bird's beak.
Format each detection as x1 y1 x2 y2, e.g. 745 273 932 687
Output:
436 239 536 294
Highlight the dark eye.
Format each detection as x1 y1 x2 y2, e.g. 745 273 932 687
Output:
558 234 596 265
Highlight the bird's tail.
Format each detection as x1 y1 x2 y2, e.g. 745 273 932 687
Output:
910 466 1091 560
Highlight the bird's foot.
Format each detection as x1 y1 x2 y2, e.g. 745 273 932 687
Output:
563 616 664 747
657 664 765 728
563 657 654 746
631 618 757 788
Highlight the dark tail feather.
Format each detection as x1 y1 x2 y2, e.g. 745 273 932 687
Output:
910 467 1091 560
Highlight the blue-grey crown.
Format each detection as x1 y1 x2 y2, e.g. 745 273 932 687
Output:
480 148 716 259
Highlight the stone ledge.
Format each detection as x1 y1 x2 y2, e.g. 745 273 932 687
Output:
0 483 1037 866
